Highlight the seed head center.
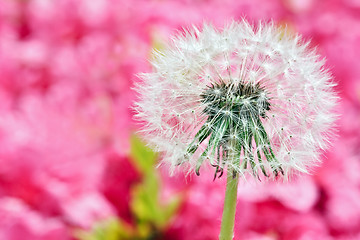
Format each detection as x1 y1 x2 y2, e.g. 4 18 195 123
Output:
201 82 270 120
186 81 283 179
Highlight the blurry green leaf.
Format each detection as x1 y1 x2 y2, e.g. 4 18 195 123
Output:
132 174 160 222
74 218 134 240
130 134 182 228
75 134 183 240
161 194 182 225
131 174 182 228
130 135 157 174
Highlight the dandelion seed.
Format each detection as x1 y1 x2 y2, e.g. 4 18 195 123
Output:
134 20 337 180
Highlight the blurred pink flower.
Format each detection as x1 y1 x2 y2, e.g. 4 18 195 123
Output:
249 203 330 240
315 138 360 233
238 176 318 212
0 0 147 237
165 170 225 240
0 197 69 240
0 96 116 223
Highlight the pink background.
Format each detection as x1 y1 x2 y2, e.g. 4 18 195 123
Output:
0 0 359 239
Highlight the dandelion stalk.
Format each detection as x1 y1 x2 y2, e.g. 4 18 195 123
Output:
219 132 240 240
219 170 239 240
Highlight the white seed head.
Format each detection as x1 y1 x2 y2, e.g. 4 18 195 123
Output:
134 20 337 180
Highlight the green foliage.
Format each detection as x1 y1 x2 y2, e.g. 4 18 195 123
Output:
130 134 158 174
75 135 181 240
74 218 133 240
130 135 182 233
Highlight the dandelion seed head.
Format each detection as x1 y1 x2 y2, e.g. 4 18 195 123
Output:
134 20 337 180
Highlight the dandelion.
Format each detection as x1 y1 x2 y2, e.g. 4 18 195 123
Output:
135 20 337 239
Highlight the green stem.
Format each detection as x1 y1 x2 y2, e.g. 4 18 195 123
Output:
219 168 239 240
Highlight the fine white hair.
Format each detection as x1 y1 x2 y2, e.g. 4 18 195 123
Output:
134 19 337 180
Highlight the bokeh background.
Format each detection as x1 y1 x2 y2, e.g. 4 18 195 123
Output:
0 0 359 239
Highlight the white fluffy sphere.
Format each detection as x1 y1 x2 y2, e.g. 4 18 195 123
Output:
135 20 337 180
